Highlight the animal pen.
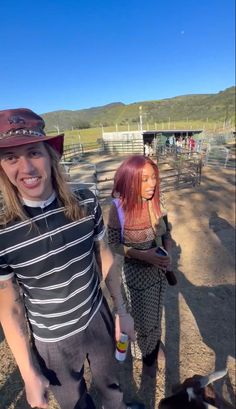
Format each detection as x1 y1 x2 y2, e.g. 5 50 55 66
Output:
61 130 203 200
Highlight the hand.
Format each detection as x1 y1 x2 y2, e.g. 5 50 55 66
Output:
143 248 170 269
24 372 49 408
115 313 135 342
155 253 170 269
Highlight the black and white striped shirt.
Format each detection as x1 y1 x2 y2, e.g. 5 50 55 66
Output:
0 189 105 342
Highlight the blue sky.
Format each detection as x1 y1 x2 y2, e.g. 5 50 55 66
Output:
0 0 235 114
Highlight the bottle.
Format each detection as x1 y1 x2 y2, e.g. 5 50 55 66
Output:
115 332 129 362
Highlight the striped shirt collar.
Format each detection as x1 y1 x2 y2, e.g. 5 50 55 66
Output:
21 191 57 209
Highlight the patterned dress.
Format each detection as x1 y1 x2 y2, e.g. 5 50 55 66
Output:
107 200 168 360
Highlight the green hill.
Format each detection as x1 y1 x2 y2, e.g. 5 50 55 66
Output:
42 86 235 132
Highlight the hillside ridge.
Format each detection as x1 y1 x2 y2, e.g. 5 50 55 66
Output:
42 86 235 131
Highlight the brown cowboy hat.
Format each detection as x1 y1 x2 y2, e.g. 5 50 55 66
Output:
0 108 64 156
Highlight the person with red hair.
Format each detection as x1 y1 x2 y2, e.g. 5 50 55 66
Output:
107 155 173 377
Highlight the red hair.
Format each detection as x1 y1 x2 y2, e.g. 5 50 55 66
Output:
112 155 161 219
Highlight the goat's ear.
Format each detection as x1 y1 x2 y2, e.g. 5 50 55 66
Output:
200 369 228 387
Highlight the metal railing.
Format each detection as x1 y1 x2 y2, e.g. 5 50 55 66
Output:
95 152 202 199
60 140 207 199
61 143 84 162
204 145 233 168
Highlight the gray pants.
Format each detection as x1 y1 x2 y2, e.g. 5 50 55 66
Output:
34 299 126 409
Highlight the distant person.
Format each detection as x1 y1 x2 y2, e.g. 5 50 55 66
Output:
168 135 175 153
149 143 154 156
0 108 144 409
169 135 174 146
144 141 154 157
165 137 170 154
196 139 202 153
188 135 196 152
144 142 150 156
107 155 174 378
176 137 183 153
184 137 188 149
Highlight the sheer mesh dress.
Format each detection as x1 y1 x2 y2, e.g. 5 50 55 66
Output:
107 200 168 361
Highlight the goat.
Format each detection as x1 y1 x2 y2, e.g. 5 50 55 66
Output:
158 369 234 409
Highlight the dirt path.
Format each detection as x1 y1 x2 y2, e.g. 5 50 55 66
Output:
0 164 235 409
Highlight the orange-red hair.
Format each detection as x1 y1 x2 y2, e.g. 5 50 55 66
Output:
112 155 161 220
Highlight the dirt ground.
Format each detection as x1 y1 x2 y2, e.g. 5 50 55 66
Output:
0 162 235 409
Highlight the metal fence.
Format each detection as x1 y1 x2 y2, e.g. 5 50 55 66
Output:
62 141 103 162
203 145 234 168
61 131 235 199
101 139 143 155
95 152 202 199
203 131 235 145
61 141 203 199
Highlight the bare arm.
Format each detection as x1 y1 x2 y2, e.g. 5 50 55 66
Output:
0 277 49 408
108 239 170 269
94 238 135 341
125 247 170 268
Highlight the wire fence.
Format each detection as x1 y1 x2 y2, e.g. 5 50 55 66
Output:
94 152 202 199
61 131 234 199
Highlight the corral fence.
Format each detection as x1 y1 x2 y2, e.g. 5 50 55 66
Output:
62 129 235 161
61 140 203 200
101 139 144 155
158 152 202 192
201 132 235 168
205 131 235 145
94 152 202 200
204 145 232 168
61 129 235 200
62 139 144 162
61 142 100 162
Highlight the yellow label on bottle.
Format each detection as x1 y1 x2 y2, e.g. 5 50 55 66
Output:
116 340 128 352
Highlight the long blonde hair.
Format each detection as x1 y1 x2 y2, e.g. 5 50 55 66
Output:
0 143 84 226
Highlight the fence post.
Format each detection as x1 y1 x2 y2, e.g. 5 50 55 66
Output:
224 148 229 168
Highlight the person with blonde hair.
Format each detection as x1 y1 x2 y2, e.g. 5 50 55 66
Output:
0 108 144 409
107 155 173 377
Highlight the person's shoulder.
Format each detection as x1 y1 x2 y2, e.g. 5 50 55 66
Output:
73 188 96 202
69 188 98 219
72 189 98 214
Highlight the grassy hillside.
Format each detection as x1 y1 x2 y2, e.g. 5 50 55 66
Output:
42 87 235 135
